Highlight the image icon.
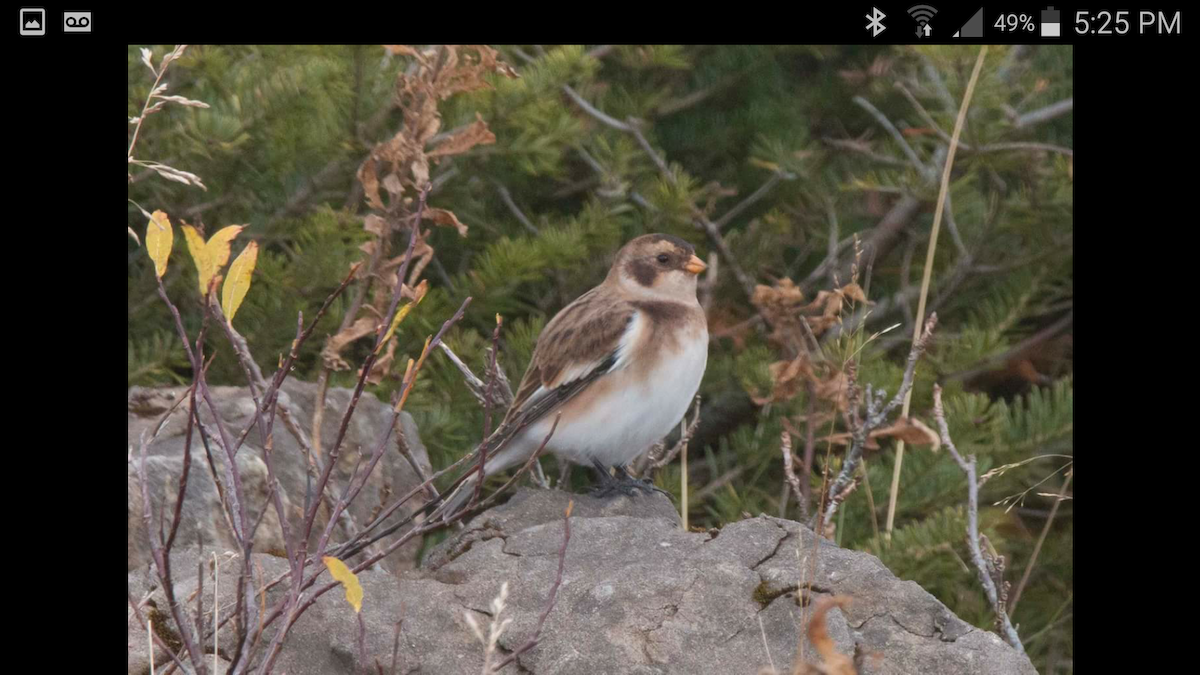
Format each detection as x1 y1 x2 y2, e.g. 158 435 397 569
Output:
20 7 45 36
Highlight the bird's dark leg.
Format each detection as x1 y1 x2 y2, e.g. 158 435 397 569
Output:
590 461 669 498
618 464 671 497
590 458 615 484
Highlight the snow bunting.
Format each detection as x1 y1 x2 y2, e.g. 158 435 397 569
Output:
437 233 709 519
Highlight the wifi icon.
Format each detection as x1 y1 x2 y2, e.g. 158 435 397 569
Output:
909 4 938 37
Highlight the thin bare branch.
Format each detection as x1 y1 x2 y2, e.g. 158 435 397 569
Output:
895 81 972 151
562 85 633 132
715 170 793 231
853 95 928 176
973 141 1074 157
780 431 805 513
495 182 539 235
821 313 938 529
1014 98 1073 129
932 385 1026 656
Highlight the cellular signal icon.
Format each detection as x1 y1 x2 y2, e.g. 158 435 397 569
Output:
909 4 938 38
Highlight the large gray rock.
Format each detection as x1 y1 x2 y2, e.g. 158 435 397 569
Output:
127 488 1036 674
128 381 433 576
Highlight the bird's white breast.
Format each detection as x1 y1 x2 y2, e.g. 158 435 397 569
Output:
526 309 708 468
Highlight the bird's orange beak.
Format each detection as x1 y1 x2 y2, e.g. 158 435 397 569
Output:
684 255 707 275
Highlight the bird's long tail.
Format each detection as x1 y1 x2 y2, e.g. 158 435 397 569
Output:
424 465 486 523
423 428 518 524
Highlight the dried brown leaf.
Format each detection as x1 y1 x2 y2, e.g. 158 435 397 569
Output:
813 371 851 412
422 207 468 237
357 158 385 210
840 282 867 304
402 278 429 303
428 113 497 158
365 339 397 385
409 155 431 188
363 214 386 237
800 290 844 319
800 596 856 675
382 173 404 200
407 238 435 286
806 314 841 335
432 45 514 98
377 228 434 286
818 417 940 451
752 279 805 311
751 354 814 406
383 45 425 60
322 316 378 371
883 417 939 450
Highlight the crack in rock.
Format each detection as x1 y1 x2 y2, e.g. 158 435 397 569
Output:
857 611 968 643
750 521 792 570
639 573 701 663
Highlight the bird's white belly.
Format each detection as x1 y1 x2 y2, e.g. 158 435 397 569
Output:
529 325 708 468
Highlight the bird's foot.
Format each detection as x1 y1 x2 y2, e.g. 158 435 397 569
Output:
588 463 670 499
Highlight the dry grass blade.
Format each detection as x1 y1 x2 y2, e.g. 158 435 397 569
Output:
885 45 990 541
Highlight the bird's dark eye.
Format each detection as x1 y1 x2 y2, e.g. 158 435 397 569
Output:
656 254 670 264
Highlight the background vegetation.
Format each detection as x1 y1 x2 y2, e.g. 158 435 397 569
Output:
129 44 1072 672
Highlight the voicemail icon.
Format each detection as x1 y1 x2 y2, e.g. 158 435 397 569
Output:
64 11 91 33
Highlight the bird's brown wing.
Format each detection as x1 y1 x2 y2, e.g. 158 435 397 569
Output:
416 288 635 525
502 286 635 427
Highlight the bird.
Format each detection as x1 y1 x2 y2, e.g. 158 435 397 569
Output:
434 233 709 521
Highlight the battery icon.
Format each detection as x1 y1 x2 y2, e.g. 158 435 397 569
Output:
1041 6 1061 36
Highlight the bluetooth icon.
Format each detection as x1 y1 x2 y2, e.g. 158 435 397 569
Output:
866 7 887 37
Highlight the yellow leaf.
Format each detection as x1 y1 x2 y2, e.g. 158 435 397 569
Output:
322 556 363 613
146 210 173 278
221 242 258 323
375 280 428 353
183 224 244 297
182 224 208 294
204 225 244 270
